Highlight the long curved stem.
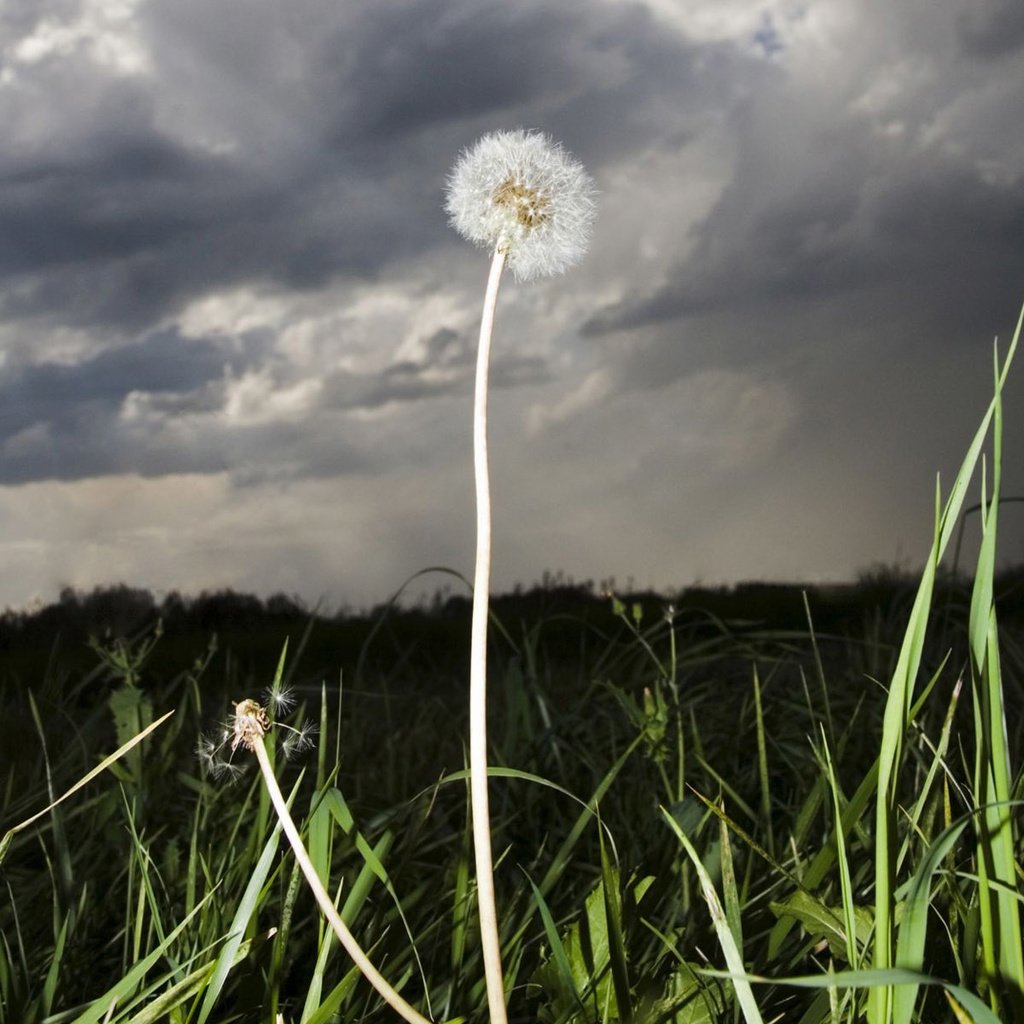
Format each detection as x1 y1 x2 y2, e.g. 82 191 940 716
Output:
470 247 509 1024
252 739 431 1024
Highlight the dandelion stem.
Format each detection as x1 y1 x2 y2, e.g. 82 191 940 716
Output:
251 737 431 1024
470 245 509 1024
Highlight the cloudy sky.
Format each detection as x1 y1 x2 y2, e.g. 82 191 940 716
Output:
1 0 1023 612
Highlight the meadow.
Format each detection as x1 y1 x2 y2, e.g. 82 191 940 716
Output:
2 457 1023 1022
1 150 1022 1021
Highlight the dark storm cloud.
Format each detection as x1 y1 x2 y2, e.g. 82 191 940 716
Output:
1 0 712 338
3 0 1022 505
332 0 582 138
0 328 229 438
322 0 728 165
957 0 1024 58
2 0 688 339
584 134 1024 350
0 327 269 481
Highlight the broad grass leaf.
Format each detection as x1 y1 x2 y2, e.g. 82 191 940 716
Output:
770 892 873 965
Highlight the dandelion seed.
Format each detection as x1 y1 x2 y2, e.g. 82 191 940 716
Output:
210 757 246 784
445 129 596 282
265 684 296 716
281 720 318 758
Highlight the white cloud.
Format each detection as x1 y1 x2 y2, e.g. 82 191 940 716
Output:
12 0 151 75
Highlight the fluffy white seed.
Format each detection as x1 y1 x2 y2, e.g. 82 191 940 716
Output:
445 129 597 282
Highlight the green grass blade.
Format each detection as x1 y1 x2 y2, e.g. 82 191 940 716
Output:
69 892 216 1024
662 806 764 1024
871 316 1019 1023
117 930 274 1024
195 774 301 1024
0 711 174 866
598 831 632 1024
700 966 1004 1024
524 873 589 1022
891 813 975 1024
751 668 774 860
819 730 859 971
966 335 1024 1016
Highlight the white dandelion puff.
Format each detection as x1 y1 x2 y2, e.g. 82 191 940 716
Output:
445 129 597 282
441 128 599 1024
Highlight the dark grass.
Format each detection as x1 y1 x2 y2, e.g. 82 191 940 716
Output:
1 565 1022 1022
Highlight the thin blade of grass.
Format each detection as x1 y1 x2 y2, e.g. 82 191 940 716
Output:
68 892 216 1024
967 336 1024 1016
0 711 174 866
870 313 1018 1024
598 830 632 1024
819 730 860 971
891 813 975 1024
116 930 275 1024
700 966 1003 1024
662 806 764 1024
195 773 302 1024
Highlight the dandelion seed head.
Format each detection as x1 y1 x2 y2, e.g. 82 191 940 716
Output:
445 129 597 282
231 698 270 753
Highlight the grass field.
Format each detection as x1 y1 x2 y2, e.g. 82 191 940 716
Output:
1 313 1022 1023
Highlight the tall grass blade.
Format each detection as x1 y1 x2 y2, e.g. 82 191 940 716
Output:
598 831 633 1024
69 893 215 1024
0 711 174 866
966 336 1024 1017
891 813 974 1023
195 775 299 1024
662 807 765 1024
870 310 1019 1024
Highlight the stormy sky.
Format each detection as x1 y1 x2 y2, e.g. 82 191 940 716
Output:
1 0 1023 611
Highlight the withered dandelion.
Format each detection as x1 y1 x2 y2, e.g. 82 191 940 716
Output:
231 698 270 753
197 689 429 1024
197 688 314 782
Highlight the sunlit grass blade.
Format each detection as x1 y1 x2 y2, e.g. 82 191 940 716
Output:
0 710 174 866
701 966 1003 1024
967 335 1024 1017
751 667 774 860
819 729 860 974
524 874 590 1021
598 829 633 1024
117 930 275 1024
891 811 975 1024
662 806 765 1024
69 892 216 1024
870 312 1019 1024
195 775 296 1024
300 875 347 1022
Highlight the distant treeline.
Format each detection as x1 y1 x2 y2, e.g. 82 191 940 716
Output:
2 565 1023 699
